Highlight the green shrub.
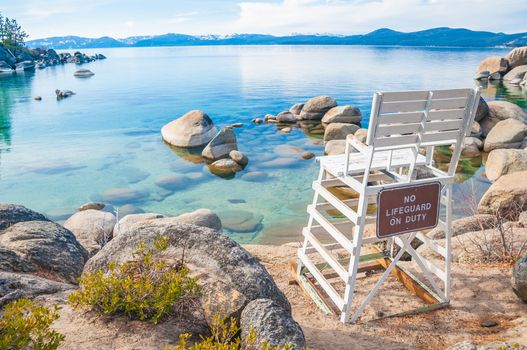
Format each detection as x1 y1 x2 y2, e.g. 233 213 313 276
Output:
165 313 297 350
69 235 201 324
0 298 64 350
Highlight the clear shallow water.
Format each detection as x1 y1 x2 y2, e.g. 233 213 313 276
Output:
0 45 521 244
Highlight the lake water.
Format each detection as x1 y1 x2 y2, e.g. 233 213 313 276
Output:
0 45 522 244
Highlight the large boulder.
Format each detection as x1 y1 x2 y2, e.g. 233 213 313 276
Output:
300 96 337 120
512 253 527 303
476 56 508 75
0 60 13 72
450 137 483 158
113 213 165 237
240 299 306 350
63 210 117 255
173 209 222 231
323 123 359 142
483 118 527 152
289 103 304 117
322 105 362 124
84 221 290 324
0 44 16 66
503 65 527 81
0 221 88 284
506 46 527 70
0 203 48 230
427 214 497 240
276 111 297 123
161 110 217 148
324 139 346 155
478 171 527 219
202 128 237 160
486 149 527 181
480 101 527 136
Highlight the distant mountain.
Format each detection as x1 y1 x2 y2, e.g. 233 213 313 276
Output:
26 28 527 50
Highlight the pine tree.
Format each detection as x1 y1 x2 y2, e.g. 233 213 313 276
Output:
0 14 28 48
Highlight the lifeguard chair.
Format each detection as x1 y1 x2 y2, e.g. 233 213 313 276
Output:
292 88 481 323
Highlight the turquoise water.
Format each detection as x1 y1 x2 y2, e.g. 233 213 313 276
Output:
0 45 518 244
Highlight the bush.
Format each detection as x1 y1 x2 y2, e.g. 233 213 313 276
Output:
69 235 201 324
0 298 64 350
166 313 297 350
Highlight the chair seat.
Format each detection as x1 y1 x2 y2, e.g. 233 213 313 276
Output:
318 149 427 178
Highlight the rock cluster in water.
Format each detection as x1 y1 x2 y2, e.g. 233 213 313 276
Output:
0 43 106 73
474 46 527 85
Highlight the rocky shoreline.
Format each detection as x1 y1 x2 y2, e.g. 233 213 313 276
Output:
0 43 106 73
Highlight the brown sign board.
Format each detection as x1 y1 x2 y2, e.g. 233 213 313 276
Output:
376 182 441 239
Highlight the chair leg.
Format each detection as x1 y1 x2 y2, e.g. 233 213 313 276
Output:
444 184 453 302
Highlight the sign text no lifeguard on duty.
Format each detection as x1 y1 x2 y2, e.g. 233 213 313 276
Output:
376 182 441 238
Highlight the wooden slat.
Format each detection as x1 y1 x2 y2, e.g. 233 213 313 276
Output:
424 119 463 132
376 123 422 136
380 88 471 102
415 232 446 257
426 109 465 121
312 182 359 223
308 205 354 252
379 112 423 124
421 130 460 144
374 134 419 148
380 97 467 114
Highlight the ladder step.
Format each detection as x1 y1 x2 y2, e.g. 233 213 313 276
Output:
307 205 354 253
302 228 348 281
312 181 359 223
298 249 345 310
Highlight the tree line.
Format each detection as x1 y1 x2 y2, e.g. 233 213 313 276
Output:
0 13 28 48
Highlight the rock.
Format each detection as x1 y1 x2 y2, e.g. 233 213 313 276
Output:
323 123 359 141
324 139 346 155
473 71 489 80
259 157 298 168
34 96 42 101
481 101 527 136
476 56 508 75
113 213 165 237
15 60 35 71
208 158 242 176
505 46 527 69
252 118 263 124
511 78 523 85
289 103 304 116
73 69 95 77
0 45 15 66
0 60 13 72
478 171 527 219
280 127 292 133
202 128 238 160
471 121 482 138
0 271 74 306
264 114 275 122
84 221 290 324
512 253 527 303
161 110 217 148
240 299 306 350
519 211 527 227
503 65 527 81
300 96 337 120
174 208 222 231
480 320 498 327
63 210 116 254
322 105 362 124
483 119 527 152
218 210 263 233
100 188 149 204
0 221 88 284
230 122 243 128
276 111 297 123
241 171 269 182
475 97 489 122
55 89 75 98
488 72 501 80
301 151 315 160
229 150 248 166
354 128 368 143
450 137 483 158
0 204 49 230
486 149 527 181
428 214 498 240
154 174 190 191
77 202 105 211
117 204 144 217
448 341 477 350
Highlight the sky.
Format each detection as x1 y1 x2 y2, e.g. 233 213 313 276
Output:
2 0 527 39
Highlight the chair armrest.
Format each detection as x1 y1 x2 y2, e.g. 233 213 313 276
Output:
346 134 369 154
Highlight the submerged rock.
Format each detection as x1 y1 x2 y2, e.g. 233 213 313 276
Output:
154 174 190 191
202 128 238 161
73 69 95 77
300 96 337 120
117 204 145 217
55 89 75 98
100 187 149 204
161 110 217 148
218 210 263 233
208 158 242 176
241 171 269 182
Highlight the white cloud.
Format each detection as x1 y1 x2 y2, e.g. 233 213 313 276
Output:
227 0 527 35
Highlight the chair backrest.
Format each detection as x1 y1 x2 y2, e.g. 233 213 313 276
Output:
366 88 480 151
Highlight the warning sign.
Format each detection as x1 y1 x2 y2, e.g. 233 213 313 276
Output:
376 182 441 239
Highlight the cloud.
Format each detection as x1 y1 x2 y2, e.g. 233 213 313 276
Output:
229 0 527 35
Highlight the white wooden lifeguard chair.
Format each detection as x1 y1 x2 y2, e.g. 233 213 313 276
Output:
292 88 481 323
